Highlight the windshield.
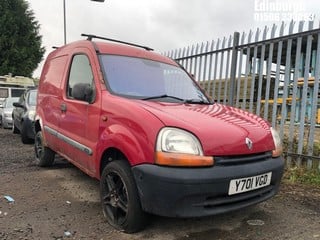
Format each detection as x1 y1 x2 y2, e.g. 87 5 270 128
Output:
28 90 37 106
101 55 209 103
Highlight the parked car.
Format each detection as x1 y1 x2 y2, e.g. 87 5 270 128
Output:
35 35 284 233
0 100 5 126
12 89 37 143
0 97 20 129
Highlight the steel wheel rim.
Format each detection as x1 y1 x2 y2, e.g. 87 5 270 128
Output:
102 171 129 226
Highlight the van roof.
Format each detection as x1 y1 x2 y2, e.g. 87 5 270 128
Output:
49 39 177 66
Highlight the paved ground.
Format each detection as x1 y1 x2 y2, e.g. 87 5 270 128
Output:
0 127 319 240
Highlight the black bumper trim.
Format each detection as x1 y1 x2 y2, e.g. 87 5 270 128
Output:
132 156 284 217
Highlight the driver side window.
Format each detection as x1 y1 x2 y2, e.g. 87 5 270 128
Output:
67 54 94 102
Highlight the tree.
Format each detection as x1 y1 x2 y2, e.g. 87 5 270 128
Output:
0 0 45 77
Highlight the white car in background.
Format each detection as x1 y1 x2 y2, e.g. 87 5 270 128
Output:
0 97 19 129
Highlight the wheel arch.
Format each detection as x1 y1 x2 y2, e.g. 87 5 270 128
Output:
34 119 42 133
99 147 129 178
96 123 156 179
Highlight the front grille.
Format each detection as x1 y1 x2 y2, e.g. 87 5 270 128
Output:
205 185 273 207
192 185 275 209
214 152 272 166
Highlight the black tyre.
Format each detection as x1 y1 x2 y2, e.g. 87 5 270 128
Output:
34 131 55 167
12 121 20 134
100 160 146 233
21 122 33 144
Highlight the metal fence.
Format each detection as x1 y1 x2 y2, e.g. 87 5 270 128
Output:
164 20 320 169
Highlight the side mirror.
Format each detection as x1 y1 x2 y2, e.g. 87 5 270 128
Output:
13 102 24 108
72 83 94 103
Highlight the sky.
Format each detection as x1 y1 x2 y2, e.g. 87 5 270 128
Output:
27 0 320 77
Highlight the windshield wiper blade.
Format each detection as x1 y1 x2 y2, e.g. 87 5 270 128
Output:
142 95 211 104
184 99 211 104
142 94 185 102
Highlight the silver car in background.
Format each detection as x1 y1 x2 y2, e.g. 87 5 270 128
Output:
0 97 19 129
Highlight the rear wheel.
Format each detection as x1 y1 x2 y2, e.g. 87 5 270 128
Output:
100 160 146 233
34 131 55 167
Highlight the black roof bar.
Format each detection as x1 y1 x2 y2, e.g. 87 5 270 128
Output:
81 33 154 51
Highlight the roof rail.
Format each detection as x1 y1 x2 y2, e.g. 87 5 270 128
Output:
81 33 154 51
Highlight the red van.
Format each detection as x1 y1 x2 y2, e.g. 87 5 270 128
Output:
35 34 284 233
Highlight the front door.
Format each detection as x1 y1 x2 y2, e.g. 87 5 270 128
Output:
58 50 99 173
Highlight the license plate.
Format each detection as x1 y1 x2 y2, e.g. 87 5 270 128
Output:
228 172 272 195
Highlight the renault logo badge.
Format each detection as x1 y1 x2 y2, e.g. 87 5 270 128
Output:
245 137 253 150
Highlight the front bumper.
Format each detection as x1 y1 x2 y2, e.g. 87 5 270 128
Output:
132 154 284 217
2 116 13 128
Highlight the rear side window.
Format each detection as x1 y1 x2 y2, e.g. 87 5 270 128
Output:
67 54 94 100
0 88 8 98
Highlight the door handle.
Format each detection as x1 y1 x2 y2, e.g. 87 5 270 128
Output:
60 103 67 113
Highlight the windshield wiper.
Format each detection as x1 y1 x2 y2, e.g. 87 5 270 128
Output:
142 95 211 104
184 99 211 104
142 94 185 102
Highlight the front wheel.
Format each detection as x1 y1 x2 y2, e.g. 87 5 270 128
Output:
34 131 55 167
100 160 146 233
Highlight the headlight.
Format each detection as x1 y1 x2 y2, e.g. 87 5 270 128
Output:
157 127 203 155
28 110 35 120
155 127 214 167
271 127 283 157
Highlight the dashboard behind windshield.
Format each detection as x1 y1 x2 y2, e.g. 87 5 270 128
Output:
101 55 208 103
